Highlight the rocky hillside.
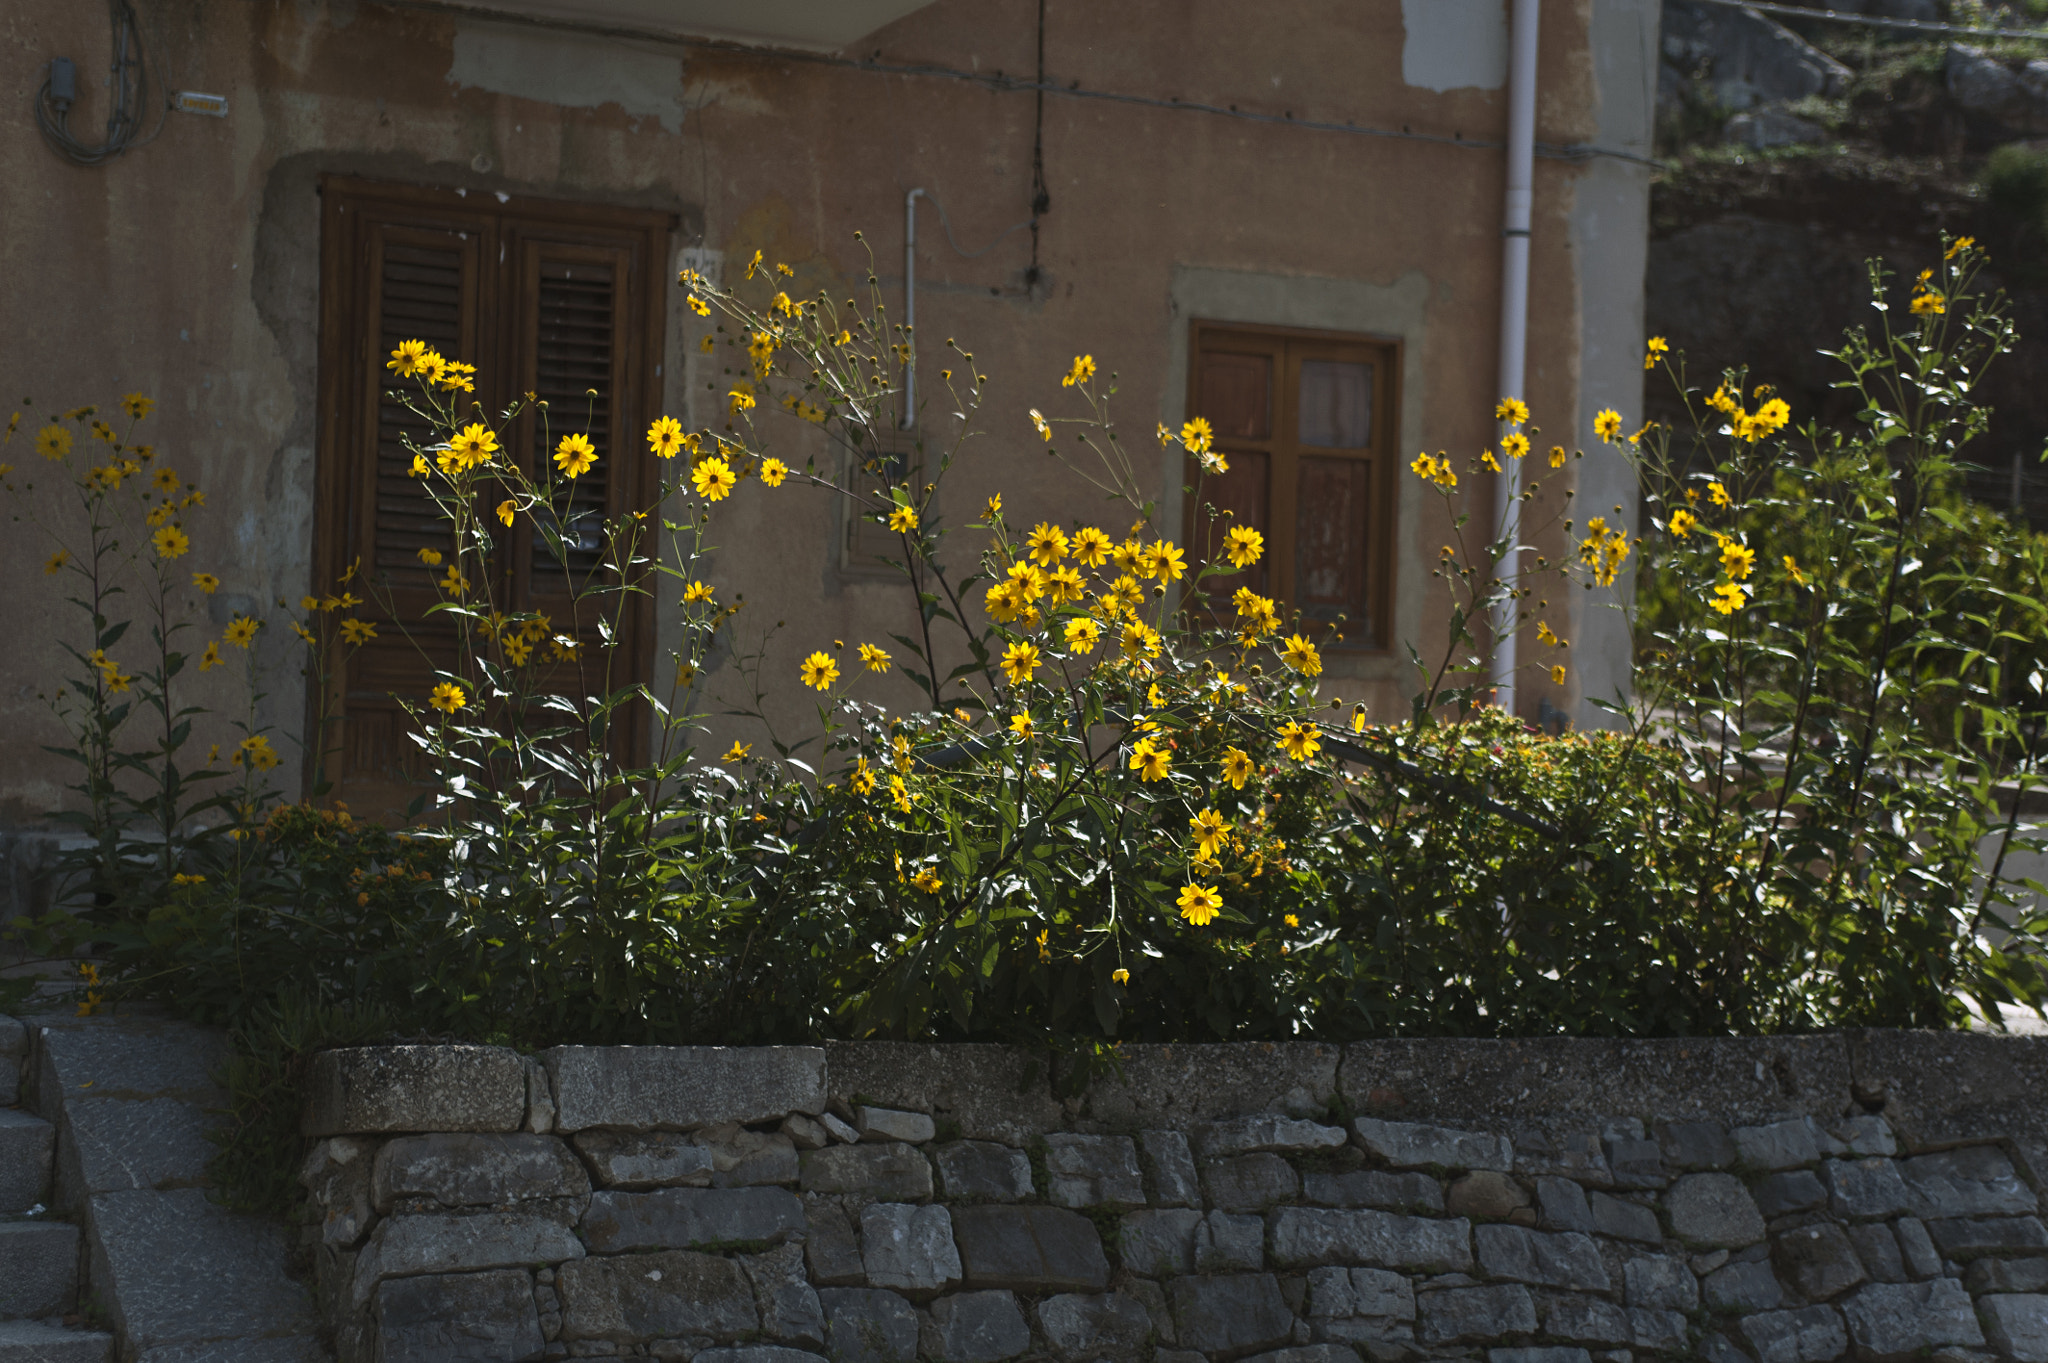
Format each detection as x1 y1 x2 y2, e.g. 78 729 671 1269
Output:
1648 0 2048 518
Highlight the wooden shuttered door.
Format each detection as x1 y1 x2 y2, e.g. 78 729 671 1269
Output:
314 177 672 818
1184 323 1397 650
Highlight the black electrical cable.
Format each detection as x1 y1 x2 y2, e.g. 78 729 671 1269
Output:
34 0 158 166
1026 0 1050 288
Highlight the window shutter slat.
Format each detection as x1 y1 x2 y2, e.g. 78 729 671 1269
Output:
531 259 618 587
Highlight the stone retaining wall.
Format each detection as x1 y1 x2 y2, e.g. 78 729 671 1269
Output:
298 1032 2048 1363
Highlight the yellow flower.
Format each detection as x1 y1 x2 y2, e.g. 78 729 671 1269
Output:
800 651 839 690
982 494 1004 523
761 458 789 487
648 415 687 459
1719 539 1755 580
1551 664 1566 684
408 453 431 479
224 616 260 648
1177 883 1222 926
1026 523 1068 564
152 467 179 492
1280 633 1322 677
1351 704 1368 733
1644 336 1669 370
1709 582 1747 615
1009 712 1035 739
1278 721 1322 761
293 622 317 646
429 681 466 713
1149 541 1186 582
417 547 443 567
43 550 69 575
688 295 711 317
1190 808 1230 858
693 457 738 501
1064 617 1102 655
122 392 155 420
1001 641 1040 685
502 637 533 666
1120 620 1163 660
1594 409 1623 442
186 571 219 595
1062 355 1097 388
448 423 499 469
1784 554 1807 586
911 868 943 894
36 425 71 460
850 758 877 796
1222 746 1255 790
1947 235 1976 260
1549 445 1568 468
1669 508 1697 538
1537 621 1562 647
386 339 431 376
1130 737 1171 781
680 581 714 606
441 566 470 595
555 433 598 478
1501 432 1530 460
1221 525 1264 569
724 741 752 762
153 525 190 559
890 774 913 812
888 505 919 534
1910 289 1945 316
1112 968 1130 984
728 383 757 417
339 618 376 645
1481 450 1502 473
771 288 795 316
1495 396 1530 425
234 734 279 771
859 642 892 673
438 361 477 393
1754 397 1791 436
1707 480 1730 507
1029 408 1052 442
743 248 763 279
495 499 516 528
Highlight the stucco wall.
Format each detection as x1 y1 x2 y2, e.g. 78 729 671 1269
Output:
0 0 1650 831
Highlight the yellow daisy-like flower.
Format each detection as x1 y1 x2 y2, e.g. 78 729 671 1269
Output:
724 741 752 762
438 361 477 394
236 735 279 770
1120 620 1163 660
386 339 431 376
1549 445 1568 468
448 423 499 469
1551 664 1566 684
1910 290 1945 316
1481 450 1502 474
1495 396 1530 425
339 618 377 645
648 415 687 459
555 433 598 478
761 458 788 487
1180 416 1215 454
1129 737 1171 781
1709 582 1747 615
683 581 715 604
1280 633 1322 677
122 392 155 420
800 651 839 691
417 547 443 567
1060 526 1105 569
1719 539 1755 580
1222 525 1264 569
1149 540 1187 583
293 622 317 646
1029 408 1052 442
1001 641 1040 686
1009 712 1035 739
1177 883 1222 926
1784 554 1807 586
1064 617 1102 655
1947 235 1976 260
153 525 191 559
44 550 69 575
1278 720 1322 761
198 641 223 671
728 383 757 417
1644 336 1669 370
36 425 71 460
859 642 892 674
1062 354 1096 388
441 566 470 595
1026 523 1068 564
1502 432 1530 460
1112 968 1130 984
911 868 943 894
224 616 260 648
1708 481 1730 507
1668 508 1697 538
1594 409 1623 442
1537 621 1562 647
850 757 877 796
687 295 711 317
151 467 179 493
743 248 763 280
1047 566 1085 604
888 506 919 534
1190 808 1230 859
1351 704 1368 733
496 499 516 527
1221 746 1255 790
693 457 738 501
429 681 466 713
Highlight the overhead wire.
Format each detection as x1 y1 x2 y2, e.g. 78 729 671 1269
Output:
34 0 166 167
1685 0 2048 41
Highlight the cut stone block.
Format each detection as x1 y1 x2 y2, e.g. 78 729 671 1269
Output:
1831 1116 1896 1158
950 1205 1109 1293
859 1202 959 1295
1474 1224 1611 1291
783 1115 829 1150
1820 1157 1911 1220
1036 1291 1153 1361
0 1220 77 1317
542 1045 825 1132
803 1198 864 1286
1839 1278 1984 1362
1487 1351 1589 1363
1704 1258 1783 1313
557 1249 759 1344
694 1350 830 1363
0 1109 54 1213
349 1208 584 1309
1630 1306 1689 1352
1119 1209 1204 1277
1512 1128 1613 1185
580 1186 804 1253
1900 1146 2039 1220
1419 1284 1538 1344
1624 1254 1697 1312
1168 1272 1295 1357
1739 1305 1847 1363
36 1019 230 1105
1447 1171 1531 1220
1732 1120 1819 1171
1302 1169 1443 1214
1042 1133 1144 1209
572 1131 714 1189
1305 1265 1415 1320
1204 1152 1300 1212
1846 1222 1905 1283
304 1045 524 1135
1239 1349 1367 1363
1535 1176 1593 1233
1753 1170 1827 1217
934 1141 1033 1202
925 1290 1029 1363
817 1287 918 1363
1541 1294 1630 1345
86 1188 318 1353
1353 1117 1511 1171
856 1107 934 1144
1268 1207 1472 1272
1588 1191 1660 1243
1665 1172 1765 1247
1199 1210 1266 1272
1773 1219 1867 1301
372 1132 587 1210
1894 1216 1941 1278
1604 1134 1668 1189
1969 1256 2048 1294
60 1097 215 1201
695 1125 800 1188
800 1143 932 1201
373 1268 541 1363
1980 1293 2048 1363
743 1243 826 1347
0 1321 114 1363
1657 1120 1736 1170
1926 1213 2048 1257
1140 1129 1201 1208
1198 1115 1348 1158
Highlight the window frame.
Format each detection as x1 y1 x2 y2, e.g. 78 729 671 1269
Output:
1182 319 1401 652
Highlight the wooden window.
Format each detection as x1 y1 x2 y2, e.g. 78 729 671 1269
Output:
313 176 673 816
1184 323 1397 649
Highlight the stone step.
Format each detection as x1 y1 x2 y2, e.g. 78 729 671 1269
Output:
0 1318 112 1362
0 1221 78 1319
0 1112 53 1215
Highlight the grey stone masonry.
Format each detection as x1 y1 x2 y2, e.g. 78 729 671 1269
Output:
283 1031 2048 1363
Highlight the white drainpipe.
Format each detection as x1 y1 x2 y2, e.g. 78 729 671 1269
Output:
902 188 925 431
1491 0 1540 715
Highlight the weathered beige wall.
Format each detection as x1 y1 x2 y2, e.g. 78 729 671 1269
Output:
0 0 1643 826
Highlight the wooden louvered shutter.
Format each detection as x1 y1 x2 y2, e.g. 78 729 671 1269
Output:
315 178 670 819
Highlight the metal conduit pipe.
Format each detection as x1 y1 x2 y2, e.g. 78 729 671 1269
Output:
1490 0 1541 716
902 187 925 431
